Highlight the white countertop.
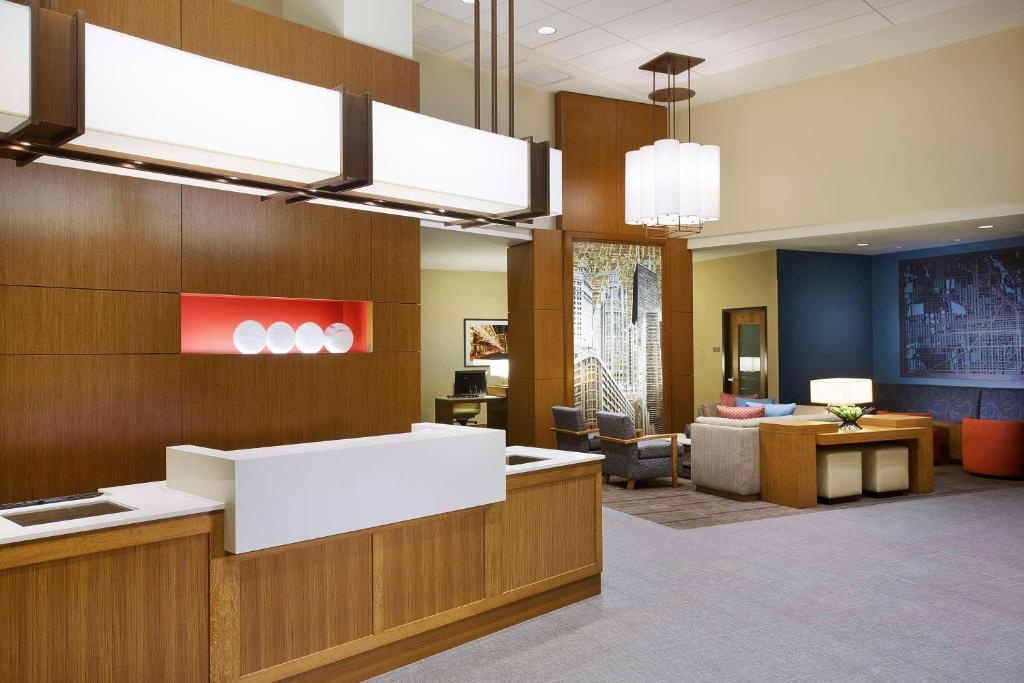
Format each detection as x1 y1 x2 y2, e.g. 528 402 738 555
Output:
505 446 604 474
0 481 224 547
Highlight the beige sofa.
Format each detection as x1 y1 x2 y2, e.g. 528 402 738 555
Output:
690 407 838 500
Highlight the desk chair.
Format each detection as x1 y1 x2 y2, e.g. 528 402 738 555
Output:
452 403 480 426
596 411 679 490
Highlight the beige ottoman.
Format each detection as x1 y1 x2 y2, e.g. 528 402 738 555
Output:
817 448 863 503
862 444 909 496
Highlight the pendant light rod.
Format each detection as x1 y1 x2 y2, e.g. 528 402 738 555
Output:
491 0 497 133
474 0 480 129
508 0 514 137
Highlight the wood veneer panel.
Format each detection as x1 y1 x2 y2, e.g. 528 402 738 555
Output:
370 214 420 304
531 229 564 310
666 239 693 313
181 187 373 301
0 354 181 504
55 0 181 47
555 92 618 234
370 352 420 435
668 374 694 430
0 533 208 682
182 354 374 450
238 535 373 674
759 429 819 508
371 49 420 111
508 308 563 380
0 162 181 292
667 312 694 377
0 286 179 354
502 474 597 592
372 303 420 352
181 0 270 73
338 40 372 94
377 508 486 630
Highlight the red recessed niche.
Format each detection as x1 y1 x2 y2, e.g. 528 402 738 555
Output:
181 293 370 355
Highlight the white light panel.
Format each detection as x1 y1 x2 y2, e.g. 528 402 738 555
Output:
0 1 30 134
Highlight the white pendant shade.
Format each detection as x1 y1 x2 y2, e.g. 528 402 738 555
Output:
625 136 719 228
0 2 31 135
0 6 561 226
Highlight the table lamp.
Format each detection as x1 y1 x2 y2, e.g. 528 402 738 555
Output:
810 378 874 432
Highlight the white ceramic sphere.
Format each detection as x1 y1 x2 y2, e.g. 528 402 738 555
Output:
265 322 296 354
324 322 354 353
295 322 326 354
233 320 266 354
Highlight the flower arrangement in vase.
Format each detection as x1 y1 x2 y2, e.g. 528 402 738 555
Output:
827 405 876 432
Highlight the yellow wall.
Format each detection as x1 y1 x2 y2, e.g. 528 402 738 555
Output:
692 250 779 412
420 269 508 422
688 26 1024 238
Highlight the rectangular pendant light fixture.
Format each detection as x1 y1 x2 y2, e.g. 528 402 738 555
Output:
0 0 560 227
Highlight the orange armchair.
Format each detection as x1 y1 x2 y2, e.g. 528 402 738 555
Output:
962 417 1024 478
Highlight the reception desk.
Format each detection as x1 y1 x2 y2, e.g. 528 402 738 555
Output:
0 426 603 682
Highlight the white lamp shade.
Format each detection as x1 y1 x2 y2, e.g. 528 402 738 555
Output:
548 148 563 217
654 139 680 218
294 322 326 354
0 1 31 134
678 142 701 224
324 322 354 354
233 320 266 355
639 145 656 224
700 145 720 221
625 149 642 224
265 322 296 354
810 378 873 405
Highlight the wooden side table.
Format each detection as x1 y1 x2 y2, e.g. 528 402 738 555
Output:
759 414 934 508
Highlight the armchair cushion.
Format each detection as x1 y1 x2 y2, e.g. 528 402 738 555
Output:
637 440 673 460
962 417 1024 478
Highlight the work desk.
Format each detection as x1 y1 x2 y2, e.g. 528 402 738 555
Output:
759 414 934 508
434 393 508 430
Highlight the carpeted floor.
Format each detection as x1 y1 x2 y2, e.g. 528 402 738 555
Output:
603 464 1024 530
375 487 1024 682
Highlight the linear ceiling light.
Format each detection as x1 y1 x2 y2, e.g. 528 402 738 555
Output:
0 1 561 227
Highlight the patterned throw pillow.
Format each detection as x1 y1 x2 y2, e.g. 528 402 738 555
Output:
716 404 766 419
720 392 758 407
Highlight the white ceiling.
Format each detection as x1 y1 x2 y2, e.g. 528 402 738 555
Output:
413 0 1024 102
420 226 525 271
690 214 1024 261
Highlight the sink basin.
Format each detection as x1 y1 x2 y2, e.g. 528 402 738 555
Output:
506 455 548 466
2 501 132 527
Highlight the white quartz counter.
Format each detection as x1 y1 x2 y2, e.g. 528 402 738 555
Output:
0 481 224 546
505 445 604 474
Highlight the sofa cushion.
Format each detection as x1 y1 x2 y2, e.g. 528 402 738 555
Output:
741 397 775 406
717 404 765 419
979 389 1024 421
873 384 981 423
637 440 674 460
758 402 797 417
720 392 757 407
696 416 763 428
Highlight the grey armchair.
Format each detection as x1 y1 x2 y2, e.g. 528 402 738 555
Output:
596 411 679 490
550 406 601 453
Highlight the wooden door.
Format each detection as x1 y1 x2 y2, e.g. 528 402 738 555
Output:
725 308 768 397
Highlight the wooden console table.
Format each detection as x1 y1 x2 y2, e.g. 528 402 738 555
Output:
759 414 934 509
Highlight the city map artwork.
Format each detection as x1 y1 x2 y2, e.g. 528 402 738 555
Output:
900 247 1024 380
572 241 663 434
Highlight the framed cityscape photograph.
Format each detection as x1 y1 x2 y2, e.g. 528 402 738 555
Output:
464 319 509 367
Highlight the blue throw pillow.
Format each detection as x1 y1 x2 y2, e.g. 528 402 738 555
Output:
741 397 775 406
746 402 796 417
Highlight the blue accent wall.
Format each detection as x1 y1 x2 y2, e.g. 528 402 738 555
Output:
872 236 1024 389
777 250 874 404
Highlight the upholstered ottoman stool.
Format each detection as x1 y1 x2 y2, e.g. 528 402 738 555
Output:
861 444 909 496
817 448 863 503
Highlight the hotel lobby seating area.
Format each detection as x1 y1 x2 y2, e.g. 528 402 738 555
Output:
1 0 1022 681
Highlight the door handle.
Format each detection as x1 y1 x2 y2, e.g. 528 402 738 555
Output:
727 377 734 382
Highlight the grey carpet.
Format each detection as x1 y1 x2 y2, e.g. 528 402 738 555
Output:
374 488 1024 682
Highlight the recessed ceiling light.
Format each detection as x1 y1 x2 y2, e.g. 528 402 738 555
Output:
856 243 869 247
537 26 557 36
896 246 902 249
978 224 994 229
461 0 474 4
954 238 961 242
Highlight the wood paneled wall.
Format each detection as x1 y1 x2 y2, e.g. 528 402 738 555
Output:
507 92 694 446
0 0 421 504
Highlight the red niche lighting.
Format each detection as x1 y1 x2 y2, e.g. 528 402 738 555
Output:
181 294 370 355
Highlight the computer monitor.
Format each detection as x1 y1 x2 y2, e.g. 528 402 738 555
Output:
453 369 487 397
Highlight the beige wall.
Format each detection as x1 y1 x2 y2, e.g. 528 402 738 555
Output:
692 251 779 412
416 48 555 142
420 269 508 422
687 26 1024 238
